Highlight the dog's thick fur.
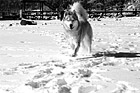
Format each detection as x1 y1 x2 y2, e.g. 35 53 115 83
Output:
63 2 93 57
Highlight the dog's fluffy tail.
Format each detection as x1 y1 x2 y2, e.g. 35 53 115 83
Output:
71 2 88 21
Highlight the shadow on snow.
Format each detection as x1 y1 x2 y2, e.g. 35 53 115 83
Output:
94 51 140 58
77 51 140 60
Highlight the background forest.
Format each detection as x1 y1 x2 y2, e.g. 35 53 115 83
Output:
0 0 140 12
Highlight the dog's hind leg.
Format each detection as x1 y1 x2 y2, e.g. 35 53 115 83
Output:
70 43 75 50
83 34 92 55
87 27 93 55
72 42 80 57
87 39 92 55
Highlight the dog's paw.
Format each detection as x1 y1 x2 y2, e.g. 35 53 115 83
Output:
71 53 77 57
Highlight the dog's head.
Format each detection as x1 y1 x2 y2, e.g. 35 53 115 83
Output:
63 10 79 30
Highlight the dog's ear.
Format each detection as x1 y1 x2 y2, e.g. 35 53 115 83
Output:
63 12 66 18
73 10 77 15
61 11 68 21
73 10 78 19
63 11 68 17
73 10 76 14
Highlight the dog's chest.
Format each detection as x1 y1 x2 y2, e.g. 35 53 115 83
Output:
65 28 82 42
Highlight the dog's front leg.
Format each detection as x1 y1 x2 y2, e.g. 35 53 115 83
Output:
72 42 80 57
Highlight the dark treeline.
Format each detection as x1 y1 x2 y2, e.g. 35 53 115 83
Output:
0 0 140 12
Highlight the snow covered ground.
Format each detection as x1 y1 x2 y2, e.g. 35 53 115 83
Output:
0 17 140 93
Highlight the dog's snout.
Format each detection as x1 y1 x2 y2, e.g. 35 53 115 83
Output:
70 24 73 29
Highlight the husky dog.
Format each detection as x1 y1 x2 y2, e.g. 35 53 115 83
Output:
62 2 93 57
